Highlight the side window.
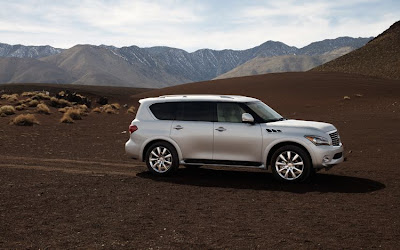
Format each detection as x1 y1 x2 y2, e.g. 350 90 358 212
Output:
149 102 176 120
217 102 246 123
176 102 215 122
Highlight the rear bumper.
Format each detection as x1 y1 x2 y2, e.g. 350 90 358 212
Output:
311 144 344 168
125 139 140 160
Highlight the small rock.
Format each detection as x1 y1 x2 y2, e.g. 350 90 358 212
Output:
355 93 363 97
343 96 351 100
123 104 128 108
121 131 127 134
348 150 352 154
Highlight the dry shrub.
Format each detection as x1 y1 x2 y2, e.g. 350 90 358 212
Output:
127 106 136 113
34 92 51 100
58 107 70 113
60 109 81 123
102 104 118 114
77 104 89 114
111 103 120 110
21 92 36 97
12 114 39 126
36 103 51 114
15 104 27 111
1 94 19 102
27 99 39 107
50 97 72 108
92 107 101 113
0 105 16 116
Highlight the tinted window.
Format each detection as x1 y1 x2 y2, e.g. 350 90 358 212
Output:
217 102 246 123
176 102 215 122
150 102 176 120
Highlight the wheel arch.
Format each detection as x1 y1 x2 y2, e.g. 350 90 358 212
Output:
264 140 313 169
141 137 183 162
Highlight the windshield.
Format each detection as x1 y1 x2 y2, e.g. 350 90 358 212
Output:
246 101 283 122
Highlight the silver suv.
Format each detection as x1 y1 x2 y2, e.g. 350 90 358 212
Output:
125 95 344 182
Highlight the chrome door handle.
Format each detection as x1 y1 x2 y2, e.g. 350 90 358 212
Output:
215 127 226 132
174 125 183 130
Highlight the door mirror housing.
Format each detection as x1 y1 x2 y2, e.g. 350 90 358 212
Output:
242 113 254 123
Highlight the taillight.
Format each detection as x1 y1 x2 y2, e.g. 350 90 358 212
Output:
129 125 138 133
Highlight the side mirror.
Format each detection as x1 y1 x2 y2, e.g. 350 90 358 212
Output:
242 113 254 123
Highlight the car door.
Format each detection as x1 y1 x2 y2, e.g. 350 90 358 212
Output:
170 102 215 160
213 102 262 163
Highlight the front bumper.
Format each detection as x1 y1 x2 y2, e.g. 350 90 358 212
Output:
311 144 344 168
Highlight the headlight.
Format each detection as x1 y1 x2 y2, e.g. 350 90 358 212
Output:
305 135 331 146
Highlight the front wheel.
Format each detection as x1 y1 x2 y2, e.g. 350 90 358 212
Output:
271 145 314 182
145 142 179 176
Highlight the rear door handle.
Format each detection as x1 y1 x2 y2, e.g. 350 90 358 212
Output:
174 125 183 130
215 127 226 132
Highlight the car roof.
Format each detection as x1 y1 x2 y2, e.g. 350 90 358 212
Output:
139 95 259 104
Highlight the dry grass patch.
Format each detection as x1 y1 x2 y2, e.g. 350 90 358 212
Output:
21 92 36 97
27 99 39 107
50 97 72 108
15 104 27 111
34 92 51 100
1 94 19 102
111 103 120 110
92 107 101 113
0 105 16 116
60 109 82 123
11 114 39 126
102 104 118 114
36 103 51 114
127 106 136 114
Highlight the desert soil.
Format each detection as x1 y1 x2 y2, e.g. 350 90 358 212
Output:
1 73 399 249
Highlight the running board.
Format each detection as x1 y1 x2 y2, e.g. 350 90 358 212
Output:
181 159 266 169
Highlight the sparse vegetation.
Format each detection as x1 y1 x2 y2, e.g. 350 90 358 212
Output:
92 107 101 113
111 103 120 110
27 99 39 107
1 94 19 102
36 103 51 114
60 109 82 123
50 97 72 108
21 92 36 97
127 106 136 113
15 104 27 111
0 105 16 116
33 92 51 100
11 114 39 126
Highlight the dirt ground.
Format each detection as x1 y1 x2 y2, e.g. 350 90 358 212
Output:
1 73 399 249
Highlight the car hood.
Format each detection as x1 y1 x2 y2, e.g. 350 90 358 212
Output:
266 119 336 133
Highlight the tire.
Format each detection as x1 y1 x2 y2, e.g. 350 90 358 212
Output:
271 145 313 182
145 142 179 176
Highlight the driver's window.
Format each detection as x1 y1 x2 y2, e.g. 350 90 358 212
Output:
217 103 245 123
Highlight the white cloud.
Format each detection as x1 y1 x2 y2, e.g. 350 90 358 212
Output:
0 0 398 51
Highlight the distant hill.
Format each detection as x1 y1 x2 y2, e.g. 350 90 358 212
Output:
216 47 354 79
0 43 63 59
0 37 372 87
312 21 400 80
0 57 73 84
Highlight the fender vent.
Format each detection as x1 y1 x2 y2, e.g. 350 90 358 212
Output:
266 129 282 133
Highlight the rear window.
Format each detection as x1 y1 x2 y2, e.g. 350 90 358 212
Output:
149 102 176 120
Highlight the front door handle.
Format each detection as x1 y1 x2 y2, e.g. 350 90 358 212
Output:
173 125 183 130
215 127 226 132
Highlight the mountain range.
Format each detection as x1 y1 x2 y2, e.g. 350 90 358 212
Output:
312 21 400 80
0 37 372 88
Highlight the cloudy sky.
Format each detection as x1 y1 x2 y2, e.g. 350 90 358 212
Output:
0 0 399 51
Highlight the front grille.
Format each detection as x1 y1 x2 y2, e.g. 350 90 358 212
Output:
329 131 340 146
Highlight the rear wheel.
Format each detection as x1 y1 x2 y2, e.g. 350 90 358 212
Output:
271 145 313 182
145 142 179 176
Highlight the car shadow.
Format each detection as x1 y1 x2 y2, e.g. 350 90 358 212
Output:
136 167 385 194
